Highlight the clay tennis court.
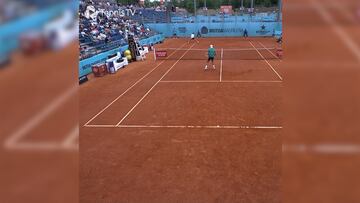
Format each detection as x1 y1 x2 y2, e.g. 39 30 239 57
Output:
80 37 282 202
1 43 79 203
283 0 360 202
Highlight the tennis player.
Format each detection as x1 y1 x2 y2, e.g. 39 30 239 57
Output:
188 32 199 43
205 45 216 70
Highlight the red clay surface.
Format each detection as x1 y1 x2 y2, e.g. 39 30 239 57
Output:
2 0 360 201
0 43 78 203
80 37 282 202
284 0 360 202
122 82 282 126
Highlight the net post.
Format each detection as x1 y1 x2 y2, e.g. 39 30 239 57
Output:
153 47 156 61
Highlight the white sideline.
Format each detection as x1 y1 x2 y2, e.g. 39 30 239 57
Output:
220 48 223 82
83 42 188 126
61 126 79 149
258 42 282 61
115 43 197 126
249 41 283 80
328 0 357 24
311 0 360 63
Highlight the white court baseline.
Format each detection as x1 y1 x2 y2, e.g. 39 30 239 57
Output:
283 144 360 155
85 124 283 129
4 85 78 151
159 80 283 83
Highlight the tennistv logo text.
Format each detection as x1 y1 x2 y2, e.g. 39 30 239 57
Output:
84 5 137 19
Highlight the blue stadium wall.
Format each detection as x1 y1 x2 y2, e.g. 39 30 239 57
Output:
146 21 282 37
146 14 282 37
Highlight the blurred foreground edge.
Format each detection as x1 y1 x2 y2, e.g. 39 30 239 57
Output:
283 0 360 202
0 0 79 203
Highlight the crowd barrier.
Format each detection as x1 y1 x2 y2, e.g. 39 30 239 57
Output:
79 34 165 78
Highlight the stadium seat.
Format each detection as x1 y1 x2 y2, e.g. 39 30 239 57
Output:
106 52 128 73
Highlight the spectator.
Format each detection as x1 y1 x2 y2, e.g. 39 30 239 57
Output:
79 0 160 60
243 28 248 38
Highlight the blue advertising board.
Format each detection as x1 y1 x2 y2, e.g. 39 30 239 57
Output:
146 21 281 37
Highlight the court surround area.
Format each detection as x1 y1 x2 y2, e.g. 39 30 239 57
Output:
80 37 282 202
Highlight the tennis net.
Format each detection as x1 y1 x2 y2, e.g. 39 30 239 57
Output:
153 47 280 60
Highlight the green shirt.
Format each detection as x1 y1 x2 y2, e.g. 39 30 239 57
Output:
208 48 216 58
